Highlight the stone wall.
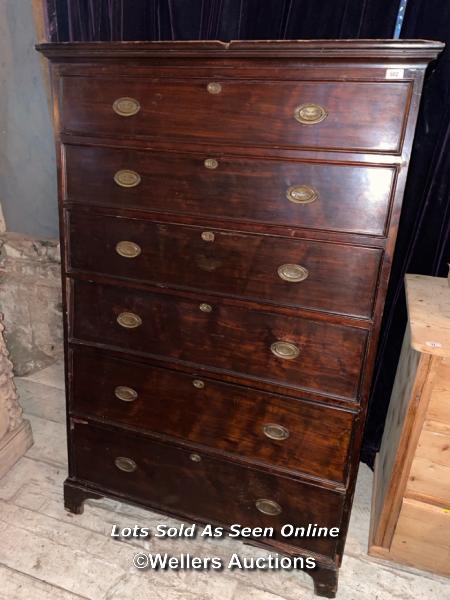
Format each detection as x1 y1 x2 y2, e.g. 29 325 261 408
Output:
0 233 63 375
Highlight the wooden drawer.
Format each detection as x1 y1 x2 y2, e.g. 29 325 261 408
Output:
71 419 345 555
70 348 354 483
64 145 396 237
70 280 367 401
61 76 411 153
67 211 381 319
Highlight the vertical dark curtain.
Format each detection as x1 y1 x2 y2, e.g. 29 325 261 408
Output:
361 0 450 464
43 0 449 466
45 1 399 42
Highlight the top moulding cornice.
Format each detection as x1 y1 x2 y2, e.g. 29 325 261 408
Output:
36 39 445 61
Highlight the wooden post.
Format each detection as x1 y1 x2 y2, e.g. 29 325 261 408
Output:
369 274 450 578
32 0 53 114
0 314 33 479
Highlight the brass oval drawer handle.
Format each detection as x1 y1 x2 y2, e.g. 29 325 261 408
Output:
286 185 318 204
201 231 215 242
117 312 142 329
207 82 222 95
192 379 205 389
277 264 309 283
263 423 290 441
199 303 213 313
271 341 300 360
255 499 282 516
115 456 137 472
190 453 202 463
114 169 141 188
204 158 219 170
114 386 138 402
112 97 141 117
294 103 327 125
115 241 142 258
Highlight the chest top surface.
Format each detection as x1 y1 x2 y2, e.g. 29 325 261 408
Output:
36 39 444 60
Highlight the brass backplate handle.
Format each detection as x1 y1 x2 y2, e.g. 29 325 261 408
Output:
115 456 137 472
114 386 138 402
255 499 282 516
286 185 318 205
294 103 327 125
113 97 141 117
114 169 141 188
263 423 290 441
117 312 142 329
116 241 142 258
277 264 309 283
271 341 300 360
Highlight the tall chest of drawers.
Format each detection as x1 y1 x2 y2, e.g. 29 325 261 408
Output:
37 40 443 597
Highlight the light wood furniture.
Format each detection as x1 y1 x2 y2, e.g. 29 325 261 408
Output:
0 313 33 479
370 274 450 577
37 40 443 597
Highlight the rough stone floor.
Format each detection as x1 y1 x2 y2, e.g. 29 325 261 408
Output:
0 362 449 599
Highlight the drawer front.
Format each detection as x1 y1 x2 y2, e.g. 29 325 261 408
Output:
70 280 367 401
70 348 354 483
67 211 381 319
65 145 396 237
61 76 410 153
71 420 344 555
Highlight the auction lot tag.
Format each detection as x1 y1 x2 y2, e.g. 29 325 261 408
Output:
386 68 405 79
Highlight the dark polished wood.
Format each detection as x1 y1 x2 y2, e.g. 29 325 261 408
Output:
37 39 443 598
70 418 345 556
61 75 411 153
63 478 104 514
36 39 445 59
67 209 382 318
64 144 397 237
37 39 444 60
70 347 355 484
312 566 339 598
70 279 368 400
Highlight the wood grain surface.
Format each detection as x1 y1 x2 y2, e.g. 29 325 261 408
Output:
37 40 443 598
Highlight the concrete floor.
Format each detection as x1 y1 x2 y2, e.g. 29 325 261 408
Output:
0 362 449 599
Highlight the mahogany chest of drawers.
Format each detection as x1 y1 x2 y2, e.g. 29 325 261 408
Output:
37 40 443 597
